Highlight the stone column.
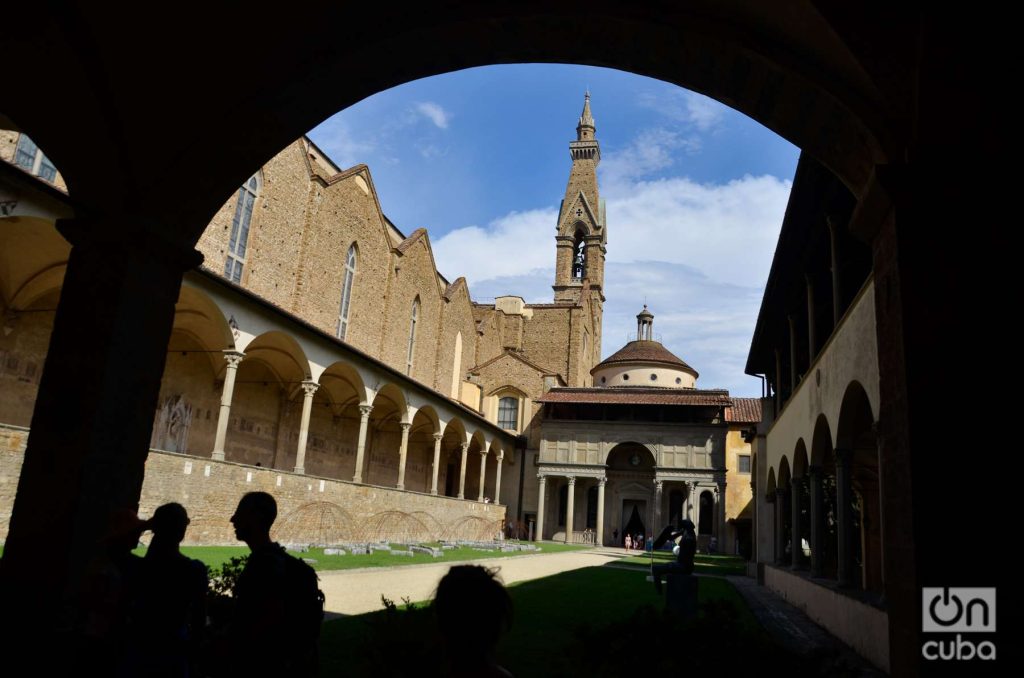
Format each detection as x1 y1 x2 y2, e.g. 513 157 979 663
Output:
790 476 805 568
0 221 201 636
653 480 664 528
596 477 606 546
457 442 469 499
766 491 778 562
536 474 547 541
717 481 727 550
836 447 856 587
430 432 443 495
788 314 798 388
775 490 787 565
828 216 842 327
494 454 503 505
352 404 373 483
396 421 411 490
806 276 817 362
565 476 576 544
477 449 488 502
293 380 319 474
684 481 695 519
774 348 784 410
692 485 702 533
808 465 825 577
212 350 245 460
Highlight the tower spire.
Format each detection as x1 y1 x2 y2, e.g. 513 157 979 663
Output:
577 91 595 139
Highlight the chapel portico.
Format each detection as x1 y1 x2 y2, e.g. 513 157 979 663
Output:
533 307 732 547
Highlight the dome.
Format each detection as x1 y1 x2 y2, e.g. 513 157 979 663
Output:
591 339 699 388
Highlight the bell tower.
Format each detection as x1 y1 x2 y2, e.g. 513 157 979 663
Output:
553 92 606 305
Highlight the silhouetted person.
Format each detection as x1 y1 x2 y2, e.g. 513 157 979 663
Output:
81 507 147 674
129 503 207 677
650 518 697 593
434 565 513 678
214 491 319 677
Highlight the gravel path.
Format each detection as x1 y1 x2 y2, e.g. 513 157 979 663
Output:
319 548 623 616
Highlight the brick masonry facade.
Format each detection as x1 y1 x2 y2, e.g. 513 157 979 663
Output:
0 423 504 544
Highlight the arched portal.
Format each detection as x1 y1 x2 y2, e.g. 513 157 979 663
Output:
605 442 656 547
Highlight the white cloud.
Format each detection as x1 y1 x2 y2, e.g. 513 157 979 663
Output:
456 260 766 396
433 207 559 285
308 119 376 170
600 128 701 187
605 174 791 288
433 170 790 396
683 92 725 132
416 102 450 129
638 89 727 132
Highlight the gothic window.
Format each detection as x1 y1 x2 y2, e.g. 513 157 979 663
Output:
337 244 357 339
13 134 57 182
498 396 518 430
225 174 260 283
572 229 586 279
406 297 419 374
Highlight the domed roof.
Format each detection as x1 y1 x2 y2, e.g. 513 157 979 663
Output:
591 339 698 377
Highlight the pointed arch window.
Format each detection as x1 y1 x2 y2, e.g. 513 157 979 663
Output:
572 229 586 279
225 174 260 284
337 244 357 339
406 297 420 374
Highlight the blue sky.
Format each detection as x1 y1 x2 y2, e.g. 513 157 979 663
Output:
309 64 799 396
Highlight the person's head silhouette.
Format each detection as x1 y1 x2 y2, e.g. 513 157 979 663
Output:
230 492 277 549
148 502 190 549
434 565 513 676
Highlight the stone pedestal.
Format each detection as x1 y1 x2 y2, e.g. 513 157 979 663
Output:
665 573 699 620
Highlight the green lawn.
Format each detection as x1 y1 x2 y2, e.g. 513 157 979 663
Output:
318 565 796 677
128 541 587 571
615 550 748 575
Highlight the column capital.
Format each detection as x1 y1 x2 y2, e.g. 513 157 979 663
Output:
460 442 470 452
432 432 444 441
359 404 373 418
300 380 319 397
222 349 245 368
537 473 547 482
567 476 576 486
654 480 663 493
808 464 823 478
791 476 806 491
399 421 412 432
599 476 607 487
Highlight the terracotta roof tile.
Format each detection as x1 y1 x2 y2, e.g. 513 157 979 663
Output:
537 387 731 406
593 340 697 374
725 398 762 423
395 228 428 254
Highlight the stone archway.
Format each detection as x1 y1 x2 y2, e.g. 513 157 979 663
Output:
605 442 656 547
